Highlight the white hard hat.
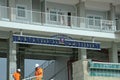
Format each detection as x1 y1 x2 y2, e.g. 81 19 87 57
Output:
35 64 39 68
17 69 21 72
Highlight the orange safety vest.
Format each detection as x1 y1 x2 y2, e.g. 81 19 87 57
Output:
13 72 21 80
35 68 43 80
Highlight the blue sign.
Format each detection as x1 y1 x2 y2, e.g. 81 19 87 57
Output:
13 34 101 50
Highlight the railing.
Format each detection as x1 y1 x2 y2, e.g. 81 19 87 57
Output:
23 65 66 80
22 76 43 80
25 60 55 78
0 6 116 32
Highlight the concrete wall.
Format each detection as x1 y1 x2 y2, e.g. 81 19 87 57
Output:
86 10 107 19
85 1 110 11
8 0 32 23
72 60 84 80
16 0 31 10
9 0 43 24
73 60 120 80
0 0 7 6
44 56 69 80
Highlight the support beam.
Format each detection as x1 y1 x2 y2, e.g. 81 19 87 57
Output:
78 0 86 17
78 49 87 60
8 0 16 21
7 31 17 80
109 42 118 63
110 3 116 21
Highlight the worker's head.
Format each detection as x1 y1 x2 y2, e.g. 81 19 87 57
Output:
35 64 39 68
17 69 21 72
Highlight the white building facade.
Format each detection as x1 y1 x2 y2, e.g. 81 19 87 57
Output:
0 0 120 80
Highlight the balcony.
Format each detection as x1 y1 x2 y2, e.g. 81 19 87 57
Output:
0 6 116 32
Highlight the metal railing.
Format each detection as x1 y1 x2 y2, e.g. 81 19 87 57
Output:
23 65 66 80
0 6 116 32
25 60 55 78
22 76 43 80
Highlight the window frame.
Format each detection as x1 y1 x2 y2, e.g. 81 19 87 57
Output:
49 9 65 22
87 14 103 27
49 10 58 22
16 5 27 19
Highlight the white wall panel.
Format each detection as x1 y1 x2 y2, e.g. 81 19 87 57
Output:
16 0 31 10
46 1 76 13
0 0 7 6
85 1 110 11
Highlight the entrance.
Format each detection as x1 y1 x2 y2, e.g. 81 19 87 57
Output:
18 44 75 80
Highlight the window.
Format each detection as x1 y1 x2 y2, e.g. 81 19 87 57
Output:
87 15 102 26
49 9 65 22
17 6 26 18
50 10 57 21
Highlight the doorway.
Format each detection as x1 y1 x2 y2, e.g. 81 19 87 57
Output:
68 12 71 26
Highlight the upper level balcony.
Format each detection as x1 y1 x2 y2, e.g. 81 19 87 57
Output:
0 6 116 33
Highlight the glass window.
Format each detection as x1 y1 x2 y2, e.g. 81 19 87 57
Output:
17 6 26 18
88 16 102 26
88 16 94 25
95 16 101 26
50 11 57 21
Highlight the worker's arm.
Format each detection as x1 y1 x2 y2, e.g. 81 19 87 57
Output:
12 73 15 79
38 68 43 75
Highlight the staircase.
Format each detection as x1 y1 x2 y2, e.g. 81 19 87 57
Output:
24 60 55 79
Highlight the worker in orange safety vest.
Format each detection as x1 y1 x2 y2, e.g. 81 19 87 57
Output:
13 69 21 80
35 64 43 80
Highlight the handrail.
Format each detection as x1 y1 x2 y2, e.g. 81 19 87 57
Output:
25 60 55 78
23 65 66 80
22 76 36 80
22 76 44 80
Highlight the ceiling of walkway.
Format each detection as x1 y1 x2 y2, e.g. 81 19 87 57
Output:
46 0 79 5
18 44 74 58
47 0 120 5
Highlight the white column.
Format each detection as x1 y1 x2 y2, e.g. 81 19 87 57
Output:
78 49 87 60
109 42 118 63
79 0 86 17
110 3 116 21
8 0 16 21
110 3 116 30
77 0 86 28
7 31 17 80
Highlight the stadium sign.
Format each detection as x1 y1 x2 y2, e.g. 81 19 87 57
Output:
13 34 100 50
